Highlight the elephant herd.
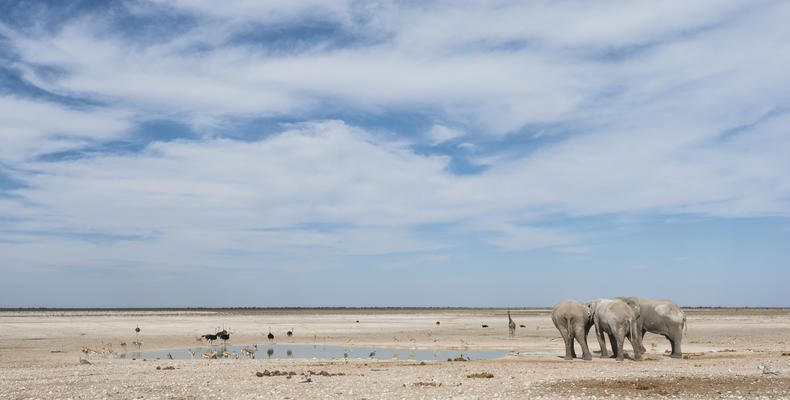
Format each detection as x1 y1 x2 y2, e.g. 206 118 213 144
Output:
551 297 686 362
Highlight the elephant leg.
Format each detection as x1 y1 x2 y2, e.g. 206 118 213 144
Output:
569 329 577 359
574 325 593 361
607 332 618 359
669 326 683 358
638 325 647 353
614 332 625 362
595 324 608 358
559 326 573 360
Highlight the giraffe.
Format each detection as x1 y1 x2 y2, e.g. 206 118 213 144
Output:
508 310 516 337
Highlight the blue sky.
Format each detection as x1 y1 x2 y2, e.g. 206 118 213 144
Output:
1 0 789 307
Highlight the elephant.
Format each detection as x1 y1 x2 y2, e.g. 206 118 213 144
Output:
588 298 643 361
551 300 594 360
618 297 686 358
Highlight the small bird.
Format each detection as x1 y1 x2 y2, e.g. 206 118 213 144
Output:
369 351 376 358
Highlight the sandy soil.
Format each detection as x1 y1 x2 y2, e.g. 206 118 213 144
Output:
1 308 789 399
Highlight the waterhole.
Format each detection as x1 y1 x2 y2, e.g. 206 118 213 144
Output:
117 344 556 361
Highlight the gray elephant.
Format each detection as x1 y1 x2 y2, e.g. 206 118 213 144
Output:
551 300 593 360
588 298 643 361
619 296 686 358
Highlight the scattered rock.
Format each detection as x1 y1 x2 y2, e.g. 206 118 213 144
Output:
156 366 175 370
467 372 494 379
307 370 345 376
413 381 440 387
79 358 91 365
256 370 297 377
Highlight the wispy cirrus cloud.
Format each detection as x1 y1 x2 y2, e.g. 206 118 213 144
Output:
1 1 789 306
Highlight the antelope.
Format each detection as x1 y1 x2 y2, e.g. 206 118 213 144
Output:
201 351 217 359
222 351 234 358
241 345 257 358
188 350 196 359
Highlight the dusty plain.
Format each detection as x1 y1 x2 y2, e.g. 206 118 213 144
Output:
1 308 789 399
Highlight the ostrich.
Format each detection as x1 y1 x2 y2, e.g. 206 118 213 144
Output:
202 333 218 346
217 330 230 345
508 311 516 337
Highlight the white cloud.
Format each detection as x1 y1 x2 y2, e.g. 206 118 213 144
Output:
1 1 790 279
0 96 131 162
427 125 464 145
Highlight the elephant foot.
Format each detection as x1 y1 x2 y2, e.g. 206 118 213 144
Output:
583 354 592 361
640 346 647 353
634 355 643 361
616 356 624 362
599 354 608 359
563 355 573 361
670 353 682 359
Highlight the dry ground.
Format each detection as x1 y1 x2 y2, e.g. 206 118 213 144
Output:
1 308 789 399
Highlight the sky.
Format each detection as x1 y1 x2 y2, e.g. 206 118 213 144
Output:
0 0 789 308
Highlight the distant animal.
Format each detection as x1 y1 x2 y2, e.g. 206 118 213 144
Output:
286 328 293 337
508 311 516 337
188 350 195 359
369 351 376 358
519 324 526 328
241 345 257 358
481 324 489 328
135 325 141 333
167 352 173 360
355 320 359 323
218 330 230 344
267 329 275 341
436 321 440 325
202 333 218 345
201 351 217 359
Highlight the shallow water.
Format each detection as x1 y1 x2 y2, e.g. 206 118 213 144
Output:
117 344 556 361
